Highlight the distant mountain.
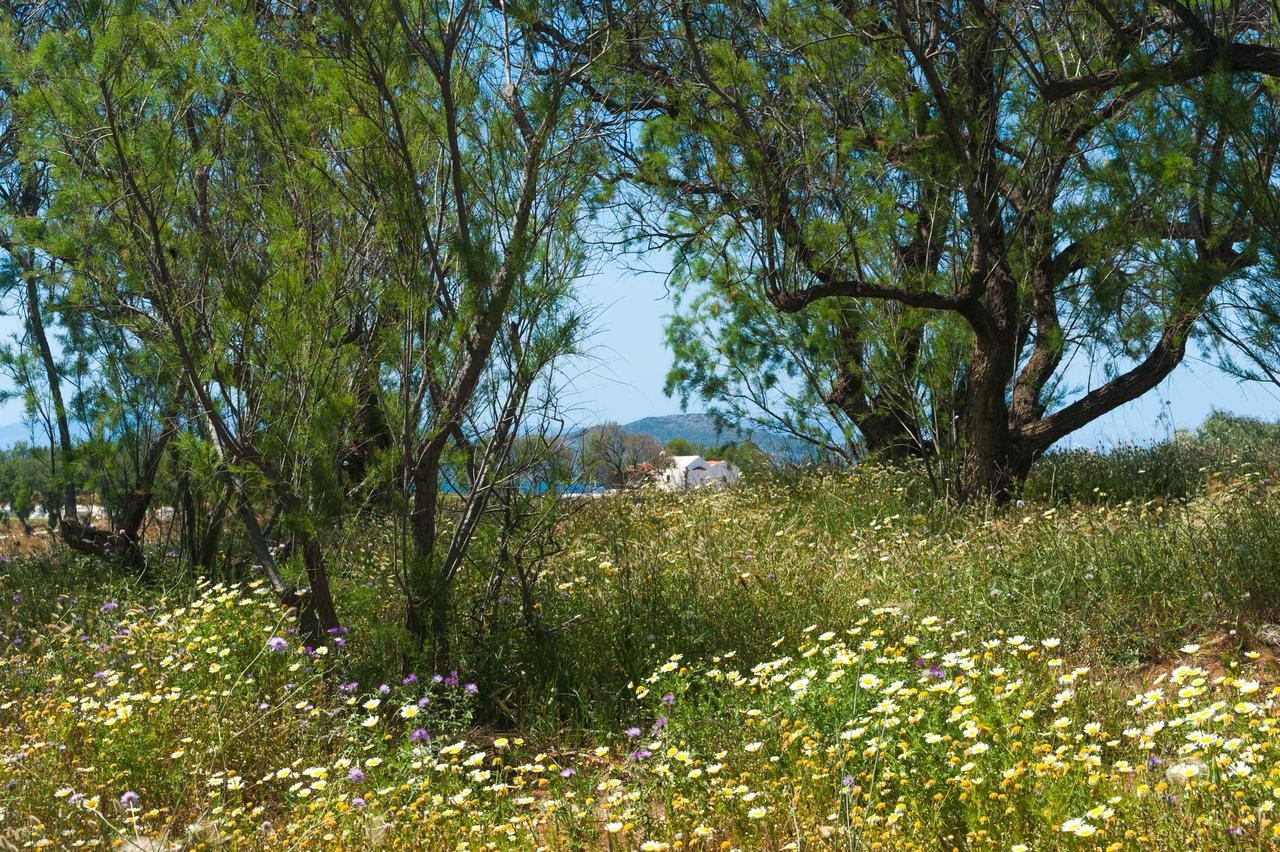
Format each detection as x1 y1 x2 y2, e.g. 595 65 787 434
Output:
618 413 813 460
0 421 42 449
619 413 739 447
0 412 816 459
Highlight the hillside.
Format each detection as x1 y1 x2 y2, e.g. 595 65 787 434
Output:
0 421 41 449
618 412 813 459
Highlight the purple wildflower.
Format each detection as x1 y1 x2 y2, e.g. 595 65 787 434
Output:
625 727 641 738
402 674 417 685
119 791 140 810
661 693 675 705
410 728 431 743
352 796 367 808
267 636 287 653
347 768 365 783
560 767 576 778
378 683 391 695
464 683 478 695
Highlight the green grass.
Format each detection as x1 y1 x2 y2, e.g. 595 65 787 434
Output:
5 454 1280 848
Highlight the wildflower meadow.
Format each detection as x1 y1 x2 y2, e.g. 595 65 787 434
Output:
6 452 1280 849
6 0 1280 847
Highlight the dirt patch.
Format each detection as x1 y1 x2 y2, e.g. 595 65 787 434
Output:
1128 628 1280 691
0 521 54 559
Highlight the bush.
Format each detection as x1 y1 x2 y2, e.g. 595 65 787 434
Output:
7 455 1280 847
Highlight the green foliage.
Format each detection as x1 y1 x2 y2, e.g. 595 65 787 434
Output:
664 437 698 456
1023 412 1280 504
10 477 30 525
7 456 1280 845
706 439 771 473
1196 410 1280 450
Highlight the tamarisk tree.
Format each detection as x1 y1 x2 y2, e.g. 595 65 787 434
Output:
590 0 1278 498
18 0 383 631
327 0 603 661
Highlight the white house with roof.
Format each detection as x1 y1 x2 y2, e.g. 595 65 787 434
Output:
658 455 741 491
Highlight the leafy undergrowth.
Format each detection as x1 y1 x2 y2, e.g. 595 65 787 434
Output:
4 468 1280 848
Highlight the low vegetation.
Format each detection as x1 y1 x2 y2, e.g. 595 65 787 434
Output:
6 435 1280 848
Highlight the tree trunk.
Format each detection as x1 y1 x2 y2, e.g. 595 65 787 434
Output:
959 329 1017 502
198 515 225 573
342 385 393 493
192 392 341 644
825 316 926 460
405 451 451 666
178 466 199 565
405 474 436 633
24 275 77 523
302 537 339 637
826 367 921 460
60 394 182 571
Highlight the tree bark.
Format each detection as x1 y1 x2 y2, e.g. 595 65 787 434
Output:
405 449 448 662
959 334 1015 500
826 313 929 460
24 274 77 523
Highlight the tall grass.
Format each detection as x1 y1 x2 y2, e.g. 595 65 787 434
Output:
6 446 1280 847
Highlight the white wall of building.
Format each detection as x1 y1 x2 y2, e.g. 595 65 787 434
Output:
659 455 741 491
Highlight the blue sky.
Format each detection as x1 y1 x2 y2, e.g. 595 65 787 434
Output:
2 257 1277 448
569 258 1280 447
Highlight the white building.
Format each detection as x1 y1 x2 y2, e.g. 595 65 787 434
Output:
658 455 741 491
